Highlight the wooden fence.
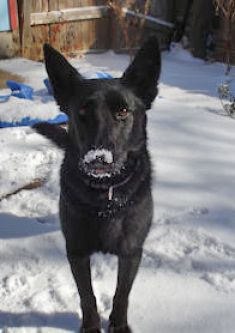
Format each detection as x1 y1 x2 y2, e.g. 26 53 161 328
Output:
18 0 110 60
0 0 234 64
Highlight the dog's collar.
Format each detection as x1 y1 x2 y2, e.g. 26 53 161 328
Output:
108 169 135 201
61 157 146 218
97 161 143 218
79 158 140 197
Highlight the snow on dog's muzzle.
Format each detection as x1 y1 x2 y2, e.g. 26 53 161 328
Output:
84 149 113 164
83 149 114 178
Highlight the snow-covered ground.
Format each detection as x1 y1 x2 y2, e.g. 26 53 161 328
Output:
0 45 235 333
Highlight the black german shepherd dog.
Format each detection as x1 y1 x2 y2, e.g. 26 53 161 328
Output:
33 36 161 333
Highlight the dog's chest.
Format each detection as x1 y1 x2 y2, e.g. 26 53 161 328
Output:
97 215 123 253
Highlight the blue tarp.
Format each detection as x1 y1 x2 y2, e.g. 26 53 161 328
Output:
0 114 68 128
0 81 68 128
0 72 112 128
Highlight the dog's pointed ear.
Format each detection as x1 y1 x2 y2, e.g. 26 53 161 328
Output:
43 44 83 114
121 36 161 110
33 122 69 149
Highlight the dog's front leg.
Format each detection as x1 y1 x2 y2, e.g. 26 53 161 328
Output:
109 252 142 333
68 256 101 333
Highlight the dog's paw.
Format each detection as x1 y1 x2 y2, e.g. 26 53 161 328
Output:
108 325 132 333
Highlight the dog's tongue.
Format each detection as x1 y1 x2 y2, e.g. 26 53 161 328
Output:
88 162 113 178
83 149 114 178
94 167 107 175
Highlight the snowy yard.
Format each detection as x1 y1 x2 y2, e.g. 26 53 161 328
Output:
0 46 235 333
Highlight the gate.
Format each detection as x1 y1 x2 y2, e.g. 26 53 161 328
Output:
18 0 110 60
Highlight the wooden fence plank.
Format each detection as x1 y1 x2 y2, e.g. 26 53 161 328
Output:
42 0 48 12
49 0 59 11
32 0 41 12
68 0 81 55
59 1 66 54
58 0 66 10
58 0 67 53
31 24 49 60
67 0 75 7
31 6 109 25
21 0 32 58
29 0 49 60
50 23 62 49
48 0 60 52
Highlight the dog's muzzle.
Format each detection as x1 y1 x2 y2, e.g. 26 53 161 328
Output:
82 149 114 178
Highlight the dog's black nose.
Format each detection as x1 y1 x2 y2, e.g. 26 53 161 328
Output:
83 149 114 165
96 155 105 163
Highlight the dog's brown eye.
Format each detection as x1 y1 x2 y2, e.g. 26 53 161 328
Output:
116 108 129 120
78 109 86 122
79 109 86 116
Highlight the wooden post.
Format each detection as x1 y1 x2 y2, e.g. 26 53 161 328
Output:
21 0 32 58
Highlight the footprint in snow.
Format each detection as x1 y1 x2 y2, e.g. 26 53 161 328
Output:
2 274 28 294
201 272 235 293
144 211 235 293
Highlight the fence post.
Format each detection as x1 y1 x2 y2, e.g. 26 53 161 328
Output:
20 0 32 58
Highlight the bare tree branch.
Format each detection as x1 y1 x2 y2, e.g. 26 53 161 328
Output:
0 178 46 202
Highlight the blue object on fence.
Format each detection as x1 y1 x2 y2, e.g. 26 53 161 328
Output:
0 0 10 32
6 80 34 100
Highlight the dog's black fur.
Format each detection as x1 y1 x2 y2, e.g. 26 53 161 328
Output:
33 37 161 333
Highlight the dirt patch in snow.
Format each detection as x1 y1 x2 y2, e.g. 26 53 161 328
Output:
0 69 24 88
